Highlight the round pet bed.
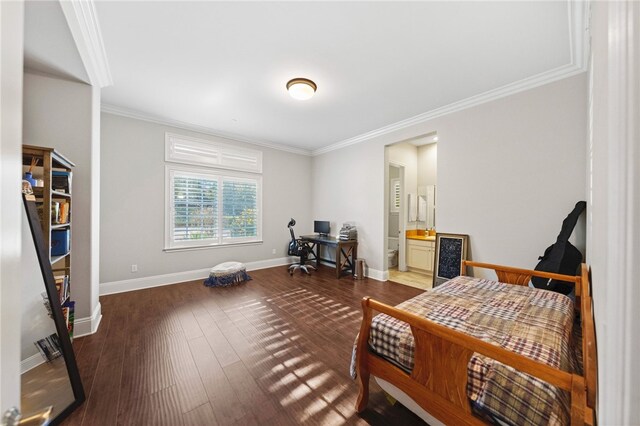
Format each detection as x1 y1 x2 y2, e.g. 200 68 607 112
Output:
204 262 251 287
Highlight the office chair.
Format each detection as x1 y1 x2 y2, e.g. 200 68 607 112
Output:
287 218 316 275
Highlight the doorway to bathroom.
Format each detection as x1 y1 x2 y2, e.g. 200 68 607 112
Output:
387 162 405 276
385 133 438 291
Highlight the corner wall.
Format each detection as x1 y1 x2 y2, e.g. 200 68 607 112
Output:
312 73 587 277
22 71 102 336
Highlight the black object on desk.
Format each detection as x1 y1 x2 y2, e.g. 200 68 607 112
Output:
300 235 358 279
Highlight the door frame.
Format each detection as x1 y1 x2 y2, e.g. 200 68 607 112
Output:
0 0 25 414
388 162 407 272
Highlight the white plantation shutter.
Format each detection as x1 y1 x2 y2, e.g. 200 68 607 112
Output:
166 133 262 172
221 178 258 241
165 133 262 250
170 171 218 245
391 179 401 213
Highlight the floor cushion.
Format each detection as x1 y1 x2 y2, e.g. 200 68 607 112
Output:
204 261 251 287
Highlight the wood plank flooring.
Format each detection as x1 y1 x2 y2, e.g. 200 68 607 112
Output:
63 266 426 426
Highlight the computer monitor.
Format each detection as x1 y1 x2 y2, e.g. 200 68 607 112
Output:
314 220 330 236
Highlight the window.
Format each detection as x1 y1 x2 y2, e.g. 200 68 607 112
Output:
390 178 401 213
165 134 262 250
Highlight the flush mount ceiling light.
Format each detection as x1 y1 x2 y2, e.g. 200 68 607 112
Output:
286 78 317 101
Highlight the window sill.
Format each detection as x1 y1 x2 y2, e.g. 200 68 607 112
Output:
164 240 263 253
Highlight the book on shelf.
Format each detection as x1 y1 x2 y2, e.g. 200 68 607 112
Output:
51 229 70 256
54 275 70 304
51 201 69 224
51 202 59 223
40 291 75 341
52 170 72 193
63 300 75 341
61 306 70 328
36 201 70 225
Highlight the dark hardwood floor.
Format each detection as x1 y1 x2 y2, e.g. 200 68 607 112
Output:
63 265 427 426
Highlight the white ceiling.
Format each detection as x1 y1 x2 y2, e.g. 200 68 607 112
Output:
27 1 578 153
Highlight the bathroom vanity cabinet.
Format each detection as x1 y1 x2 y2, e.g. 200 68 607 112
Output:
406 237 435 273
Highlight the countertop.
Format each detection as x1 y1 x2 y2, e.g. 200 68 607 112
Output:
406 230 436 241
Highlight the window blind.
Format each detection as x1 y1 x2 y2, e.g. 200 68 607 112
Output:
391 179 401 213
172 173 218 242
222 178 258 240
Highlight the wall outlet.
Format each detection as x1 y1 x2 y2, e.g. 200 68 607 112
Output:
131 264 138 273
272 248 277 255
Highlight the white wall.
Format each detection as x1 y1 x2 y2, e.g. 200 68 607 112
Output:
437 75 587 274
313 139 385 273
0 0 24 411
417 143 437 188
312 73 587 277
99 113 312 285
22 72 101 336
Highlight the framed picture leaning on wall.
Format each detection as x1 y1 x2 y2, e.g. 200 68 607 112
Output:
433 233 469 288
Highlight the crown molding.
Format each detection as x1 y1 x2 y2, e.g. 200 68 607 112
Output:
101 103 313 156
313 64 585 156
313 0 591 156
59 0 113 88
568 0 590 72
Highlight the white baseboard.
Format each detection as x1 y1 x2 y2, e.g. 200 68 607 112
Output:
100 257 296 296
21 353 45 374
74 302 102 338
366 267 388 282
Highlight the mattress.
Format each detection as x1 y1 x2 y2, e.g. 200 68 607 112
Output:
368 275 577 426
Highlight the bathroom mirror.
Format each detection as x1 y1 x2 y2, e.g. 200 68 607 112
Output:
21 193 84 424
417 185 436 229
426 185 436 229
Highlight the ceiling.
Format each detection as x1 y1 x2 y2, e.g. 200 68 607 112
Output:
25 1 578 154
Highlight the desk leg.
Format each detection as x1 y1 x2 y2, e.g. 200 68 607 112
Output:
336 245 341 279
312 243 319 269
352 244 358 277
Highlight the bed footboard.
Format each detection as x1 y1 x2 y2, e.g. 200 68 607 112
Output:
354 262 596 426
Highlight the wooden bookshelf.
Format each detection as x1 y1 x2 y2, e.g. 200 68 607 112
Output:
23 145 75 339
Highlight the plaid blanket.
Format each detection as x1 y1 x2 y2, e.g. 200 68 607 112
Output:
368 276 576 426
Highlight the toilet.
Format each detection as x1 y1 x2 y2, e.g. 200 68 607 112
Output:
387 249 398 268
387 237 399 268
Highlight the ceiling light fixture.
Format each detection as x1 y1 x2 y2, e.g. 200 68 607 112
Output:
286 78 317 101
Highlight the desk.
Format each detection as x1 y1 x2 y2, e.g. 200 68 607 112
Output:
300 235 358 279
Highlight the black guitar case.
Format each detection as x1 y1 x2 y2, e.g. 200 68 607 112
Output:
531 201 586 295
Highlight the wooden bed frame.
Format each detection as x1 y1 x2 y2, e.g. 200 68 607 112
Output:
354 261 597 426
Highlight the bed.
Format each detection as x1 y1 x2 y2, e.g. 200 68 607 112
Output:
353 261 597 425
